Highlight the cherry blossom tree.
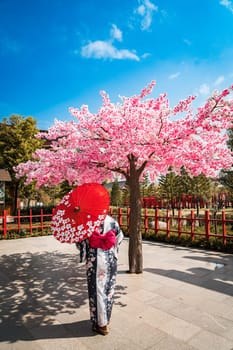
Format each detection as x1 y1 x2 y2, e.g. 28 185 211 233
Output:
16 81 233 273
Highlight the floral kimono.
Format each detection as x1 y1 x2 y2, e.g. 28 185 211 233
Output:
77 215 124 328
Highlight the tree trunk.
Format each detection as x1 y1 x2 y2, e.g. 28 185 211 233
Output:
13 182 19 215
127 156 143 273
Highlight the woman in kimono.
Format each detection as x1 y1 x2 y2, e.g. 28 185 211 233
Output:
77 215 124 335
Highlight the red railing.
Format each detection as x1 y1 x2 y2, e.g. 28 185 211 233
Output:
0 209 53 238
1 208 233 245
109 208 233 246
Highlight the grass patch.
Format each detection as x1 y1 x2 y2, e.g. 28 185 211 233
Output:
0 228 52 240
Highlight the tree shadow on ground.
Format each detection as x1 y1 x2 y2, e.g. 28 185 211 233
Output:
0 251 127 342
145 260 233 297
182 253 233 267
143 240 233 296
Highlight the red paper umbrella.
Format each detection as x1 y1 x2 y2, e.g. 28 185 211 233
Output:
51 183 110 243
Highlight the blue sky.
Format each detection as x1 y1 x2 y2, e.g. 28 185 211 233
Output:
1 0 233 130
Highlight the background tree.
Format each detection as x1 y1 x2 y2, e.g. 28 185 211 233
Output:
189 173 212 216
147 182 158 197
227 127 233 151
15 82 233 273
177 168 212 214
140 173 151 198
218 127 233 197
0 115 43 212
111 179 122 206
176 166 193 208
121 184 130 207
19 181 38 208
219 127 233 194
158 167 180 215
158 167 212 214
219 169 233 193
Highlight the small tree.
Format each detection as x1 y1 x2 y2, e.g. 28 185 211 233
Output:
219 169 233 193
111 179 121 206
158 167 180 215
0 115 43 212
16 82 233 273
147 182 158 198
176 166 193 207
140 173 150 198
219 128 233 194
189 173 212 216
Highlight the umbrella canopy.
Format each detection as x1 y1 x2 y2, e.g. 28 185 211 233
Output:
51 183 110 243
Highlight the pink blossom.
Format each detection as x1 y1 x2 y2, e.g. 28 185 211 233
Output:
15 81 233 187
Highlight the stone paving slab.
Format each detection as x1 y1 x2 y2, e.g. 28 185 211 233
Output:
0 236 233 349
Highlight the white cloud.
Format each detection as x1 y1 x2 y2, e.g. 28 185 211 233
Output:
141 52 151 59
169 72 180 80
135 0 158 31
183 38 191 46
110 24 122 42
137 5 146 16
199 83 210 95
220 0 233 13
81 40 140 61
214 75 225 86
80 23 139 61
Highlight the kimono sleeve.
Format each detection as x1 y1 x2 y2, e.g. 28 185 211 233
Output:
113 218 124 247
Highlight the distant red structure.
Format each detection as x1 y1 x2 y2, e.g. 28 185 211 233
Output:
141 193 233 209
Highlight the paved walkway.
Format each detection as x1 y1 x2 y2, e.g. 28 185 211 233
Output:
0 236 233 350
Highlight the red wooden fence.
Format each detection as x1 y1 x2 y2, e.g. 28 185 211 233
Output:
1 208 233 245
0 209 53 238
109 208 233 246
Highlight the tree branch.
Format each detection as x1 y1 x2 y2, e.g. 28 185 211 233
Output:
137 151 155 175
